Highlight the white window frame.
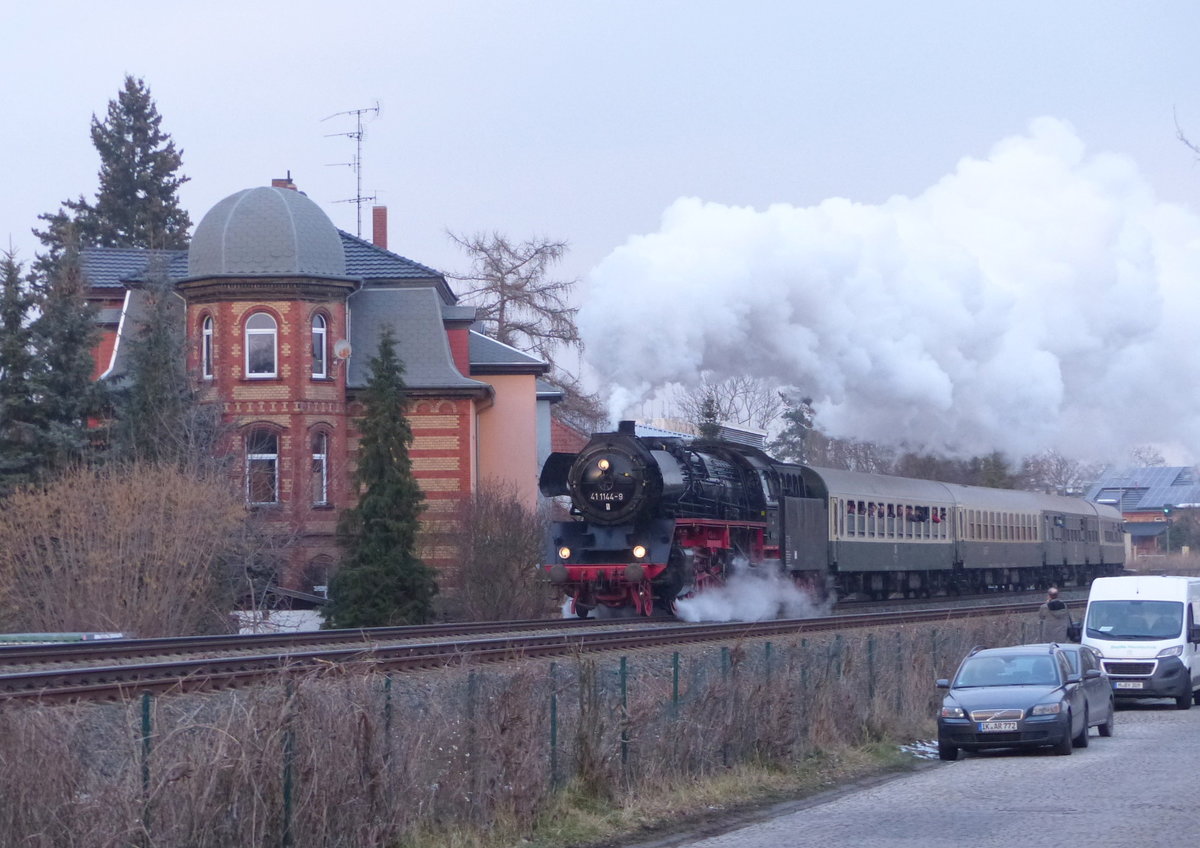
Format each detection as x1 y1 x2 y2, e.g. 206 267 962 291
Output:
311 313 328 379
311 431 329 505
245 312 277 378
202 315 214 380
246 429 279 505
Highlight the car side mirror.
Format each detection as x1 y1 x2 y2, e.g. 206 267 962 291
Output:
1083 668 1102 680
1190 625 1200 644
936 678 950 689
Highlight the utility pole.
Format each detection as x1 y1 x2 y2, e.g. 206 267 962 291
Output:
323 103 380 238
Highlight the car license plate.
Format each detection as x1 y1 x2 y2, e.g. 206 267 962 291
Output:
978 721 1018 732
1114 680 1144 690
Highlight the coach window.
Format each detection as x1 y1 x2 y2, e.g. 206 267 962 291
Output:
245 312 277 378
246 428 279 505
201 315 214 379
311 313 328 379
311 431 329 506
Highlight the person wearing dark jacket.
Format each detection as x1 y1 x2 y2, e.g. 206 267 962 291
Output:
1038 587 1072 643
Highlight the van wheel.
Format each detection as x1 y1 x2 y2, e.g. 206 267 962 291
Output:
1175 690 1193 710
1098 700 1114 737
1072 708 1089 748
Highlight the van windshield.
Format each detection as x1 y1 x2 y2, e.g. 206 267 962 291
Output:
1085 600 1183 640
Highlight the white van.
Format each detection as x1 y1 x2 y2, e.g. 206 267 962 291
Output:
1081 575 1200 709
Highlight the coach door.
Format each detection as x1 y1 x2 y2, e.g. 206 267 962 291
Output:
784 496 828 573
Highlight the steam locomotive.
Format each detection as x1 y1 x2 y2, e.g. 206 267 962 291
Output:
538 421 1125 617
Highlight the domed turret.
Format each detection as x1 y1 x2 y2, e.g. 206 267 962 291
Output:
187 185 347 278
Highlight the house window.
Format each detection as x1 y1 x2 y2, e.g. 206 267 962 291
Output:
311 313 327 378
245 312 277 378
202 315 214 379
311 431 329 505
246 429 279 504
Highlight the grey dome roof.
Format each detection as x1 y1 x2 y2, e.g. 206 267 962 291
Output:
188 186 347 278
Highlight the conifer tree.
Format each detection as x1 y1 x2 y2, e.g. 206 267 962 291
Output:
34 75 190 268
324 330 436 628
29 239 106 470
0 250 40 492
108 259 223 468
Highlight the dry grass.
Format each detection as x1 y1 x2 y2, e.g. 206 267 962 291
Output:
0 612 1033 848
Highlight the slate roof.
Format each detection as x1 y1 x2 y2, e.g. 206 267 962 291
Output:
1086 466 1200 511
80 231 452 292
346 288 490 394
80 248 188 289
468 331 548 374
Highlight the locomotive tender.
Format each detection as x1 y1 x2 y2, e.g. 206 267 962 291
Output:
538 421 1125 617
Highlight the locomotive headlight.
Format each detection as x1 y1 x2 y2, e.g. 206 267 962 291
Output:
597 458 611 471
632 545 647 559
557 546 572 560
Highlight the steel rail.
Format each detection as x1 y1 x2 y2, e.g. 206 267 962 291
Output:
0 601 1044 704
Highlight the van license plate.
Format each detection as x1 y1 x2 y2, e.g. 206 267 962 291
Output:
1114 681 1144 690
979 721 1018 732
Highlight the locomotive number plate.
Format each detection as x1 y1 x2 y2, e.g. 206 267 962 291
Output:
978 721 1018 732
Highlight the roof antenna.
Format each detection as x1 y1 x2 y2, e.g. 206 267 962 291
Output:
323 102 381 237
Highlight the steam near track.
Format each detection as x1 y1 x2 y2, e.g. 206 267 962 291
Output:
580 117 1200 462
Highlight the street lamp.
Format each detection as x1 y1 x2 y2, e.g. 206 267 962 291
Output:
1163 504 1174 555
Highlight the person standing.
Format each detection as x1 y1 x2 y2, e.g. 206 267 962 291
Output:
1038 587 1073 643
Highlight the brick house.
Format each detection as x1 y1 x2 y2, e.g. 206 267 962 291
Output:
81 180 554 599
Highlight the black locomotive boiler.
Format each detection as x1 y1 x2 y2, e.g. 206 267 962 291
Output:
538 422 1125 617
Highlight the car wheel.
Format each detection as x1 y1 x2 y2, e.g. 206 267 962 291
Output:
1072 708 1089 748
1054 721 1074 756
1175 689 1192 710
1193 688 1200 707
1098 700 1115 738
938 740 959 761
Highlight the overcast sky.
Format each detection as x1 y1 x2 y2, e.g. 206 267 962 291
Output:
4 2 1200 461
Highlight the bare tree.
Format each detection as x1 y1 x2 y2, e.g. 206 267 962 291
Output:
438 480 554 621
1128 444 1166 467
446 230 603 429
0 462 277 636
674 375 784 432
1019 449 1101 495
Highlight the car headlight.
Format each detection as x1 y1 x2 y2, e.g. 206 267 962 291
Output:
940 706 964 718
1157 645 1184 659
1030 703 1062 716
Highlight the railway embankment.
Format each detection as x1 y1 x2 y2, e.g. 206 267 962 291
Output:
0 606 1052 848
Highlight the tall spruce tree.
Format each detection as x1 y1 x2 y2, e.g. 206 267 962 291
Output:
0 250 40 492
34 75 190 268
108 260 223 468
28 238 106 471
324 330 437 628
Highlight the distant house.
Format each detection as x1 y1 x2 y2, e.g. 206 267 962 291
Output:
81 179 553 600
1085 466 1200 556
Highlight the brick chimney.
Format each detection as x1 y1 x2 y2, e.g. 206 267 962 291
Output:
372 206 388 249
271 172 297 191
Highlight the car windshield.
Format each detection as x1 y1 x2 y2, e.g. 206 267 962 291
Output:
954 654 1060 687
1085 600 1183 640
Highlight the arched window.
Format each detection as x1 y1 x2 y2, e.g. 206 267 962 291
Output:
246 428 279 504
245 312 277 378
311 313 328 378
311 431 329 505
202 315 214 379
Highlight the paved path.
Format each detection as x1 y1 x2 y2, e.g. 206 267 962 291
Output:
651 701 1200 847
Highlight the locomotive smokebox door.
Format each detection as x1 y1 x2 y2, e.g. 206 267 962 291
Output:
785 497 828 571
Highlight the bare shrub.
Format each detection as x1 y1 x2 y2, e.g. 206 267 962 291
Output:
439 479 555 621
0 612 1039 846
0 462 274 636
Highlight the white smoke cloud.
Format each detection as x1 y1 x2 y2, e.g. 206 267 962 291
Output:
580 118 1200 461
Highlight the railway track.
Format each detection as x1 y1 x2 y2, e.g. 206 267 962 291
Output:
0 601 1053 704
